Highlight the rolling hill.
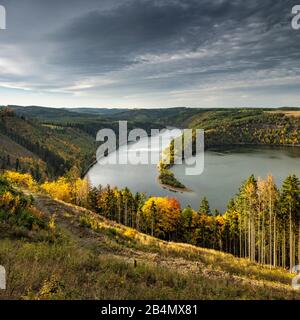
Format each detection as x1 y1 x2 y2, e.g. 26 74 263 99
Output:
1 105 300 182
0 181 299 300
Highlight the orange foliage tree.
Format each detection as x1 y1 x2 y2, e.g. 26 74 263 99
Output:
140 197 181 240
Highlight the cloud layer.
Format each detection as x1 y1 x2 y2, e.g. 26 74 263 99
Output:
0 0 299 107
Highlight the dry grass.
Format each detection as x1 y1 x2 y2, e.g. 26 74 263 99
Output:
0 193 299 300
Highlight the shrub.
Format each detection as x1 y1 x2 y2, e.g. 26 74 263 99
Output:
3 171 38 190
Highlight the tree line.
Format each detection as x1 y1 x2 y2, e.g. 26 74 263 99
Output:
83 174 300 270
6 168 299 271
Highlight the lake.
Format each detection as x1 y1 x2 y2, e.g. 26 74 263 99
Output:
87 129 300 212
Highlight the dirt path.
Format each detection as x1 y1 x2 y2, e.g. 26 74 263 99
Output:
32 194 201 268
28 192 300 299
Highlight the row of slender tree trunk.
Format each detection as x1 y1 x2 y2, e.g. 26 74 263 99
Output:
229 174 300 271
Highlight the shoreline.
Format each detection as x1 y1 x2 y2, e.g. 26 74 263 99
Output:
157 177 193 193
157 142 300 192
85 142 300 190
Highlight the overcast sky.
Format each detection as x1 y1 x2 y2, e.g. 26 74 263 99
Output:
0 0 299 108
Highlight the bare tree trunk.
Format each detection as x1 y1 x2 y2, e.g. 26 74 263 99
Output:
239 216 242 258
269 195 272 267
244 213 247 258
248 215 251 260
125 200 128 226
258 216 261 264
136 211 139 231
118 197 121 224
283 228 286 269
298 222 300 266
294 231 296 270
273 214 277 267
252 217 255 261
262 211 265 264
289 203 293 272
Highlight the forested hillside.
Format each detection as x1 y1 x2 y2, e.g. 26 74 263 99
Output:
159 108 300 189
0 171 299 300
0 106 168 180
2 105 300 191
8 105 166 139
187 109 300 147
0 107 96 179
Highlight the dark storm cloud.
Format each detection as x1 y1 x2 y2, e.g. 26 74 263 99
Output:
0 0 300 107
47 0 299 73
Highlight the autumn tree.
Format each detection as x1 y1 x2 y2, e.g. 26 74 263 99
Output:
280 175 300 270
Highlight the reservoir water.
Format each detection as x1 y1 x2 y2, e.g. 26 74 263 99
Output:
87 129 300 212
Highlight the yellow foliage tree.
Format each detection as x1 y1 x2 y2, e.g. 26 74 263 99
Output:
3 171 37 191
41 177 90 206
140 197 181 239
41 177 72 202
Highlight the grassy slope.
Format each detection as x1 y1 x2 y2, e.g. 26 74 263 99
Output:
0 191 299 300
